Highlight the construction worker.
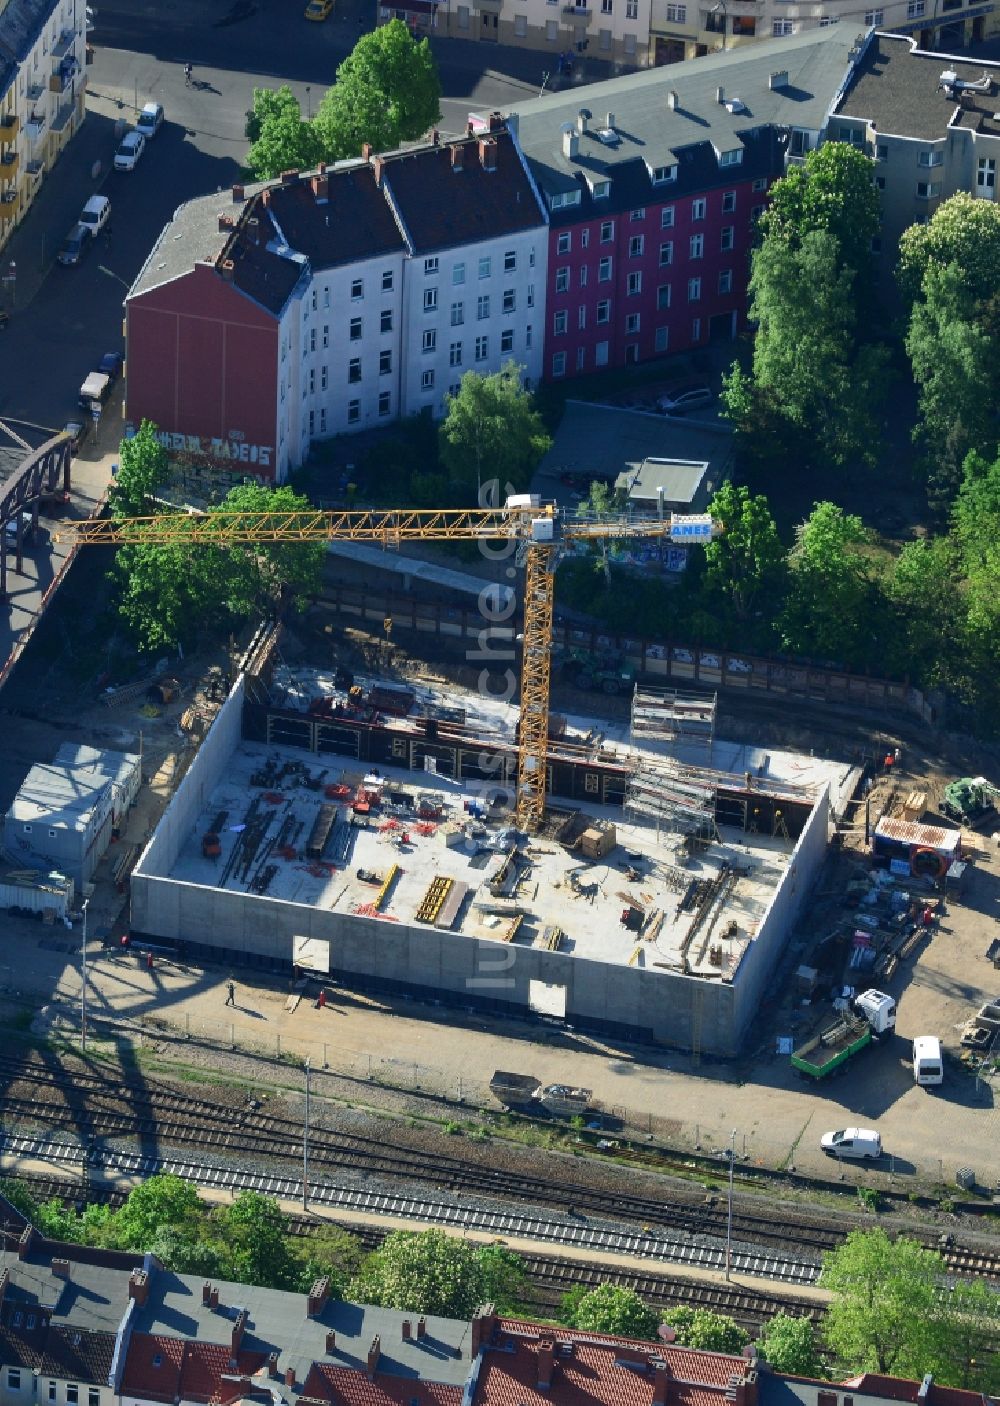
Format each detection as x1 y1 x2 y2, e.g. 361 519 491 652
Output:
226 980 236 1007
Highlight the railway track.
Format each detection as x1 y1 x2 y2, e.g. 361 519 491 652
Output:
0 1055 997 1284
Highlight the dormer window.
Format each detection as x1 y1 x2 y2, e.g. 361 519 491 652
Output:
651 164 677 184
719 149 743 167
589 178 611 199
550 190 581 210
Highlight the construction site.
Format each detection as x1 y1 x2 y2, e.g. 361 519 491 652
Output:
130 637 860 1056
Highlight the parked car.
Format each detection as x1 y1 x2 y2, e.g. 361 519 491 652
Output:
62 419 92 455
136 102 164 139
98 351 124 384
114 129 145 172
57 223 90 267
820 1128 882 1161
657 385 714 415
78 371 112 412
4 511 36 544
78 194 110 238
304 0 334 16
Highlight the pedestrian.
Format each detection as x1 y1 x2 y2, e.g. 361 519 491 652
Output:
185 62 193 86
146 951 154 971
226 980 235 1007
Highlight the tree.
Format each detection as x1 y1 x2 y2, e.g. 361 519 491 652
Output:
314 21 441 162
438 364 551 499
562 1284 659 1341
214 1192 296 1290
111 420 169 518
897 192 1000 309
929 1277 1000 1395
757 1314 824 1377
211 483 327 617
112 1175 203 1252
246 86 323 181
821 1229 941 1376
350 1230 524 1319
147 1226 227 1278
0 1179 40 1224
663 1307 749 1354
291 1224 364 1296
883 537 963 686
780 503 880 666
703 483 785 622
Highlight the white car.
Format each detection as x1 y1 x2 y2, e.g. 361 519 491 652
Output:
657 385 714 414
820 1128 882 1161
136 102 164 139
114 130 145 171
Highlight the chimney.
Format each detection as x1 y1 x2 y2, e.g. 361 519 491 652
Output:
537 1340 555 1392
402 1320 411 1341
653 1363 671 1406
373 156 384 186
367 1335 381 1379
202 1282 212 1306
576 108 589 134
727 1371 759 1406
467 119 475 136
284 1367 295 1388
451 144 465 171
769 69 789 89
416 1318 426 1340
311 172 329 201
479 138 497 172
231 1308 248 1353
667 91 679 110
324 1332 336 1355
52 1259 71 1281
209 1287 219 1310
128 1270 149 1305
917 1377 934 1402
17 1225 33 1261
318 161 327 173
267 1353 279 1379
362 142 373 160
432 128 440 145
218 213 234 232
280 168 299 185
0 1268 9 1309
606 110 616 129
561 125 579 160
232 182 245 202
471 1305 497 1357
716 86 725 104
307 1278 332 1319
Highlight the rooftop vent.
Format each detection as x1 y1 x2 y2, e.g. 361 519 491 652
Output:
769 69 788 89
716 85 725 104
595 126 621 147
939 68 992 95
667 90 679 110
561 122 579 160
724 97 747 114
576 107 591 134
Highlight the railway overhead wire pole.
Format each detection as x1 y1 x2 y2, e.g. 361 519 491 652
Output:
65 500 721 830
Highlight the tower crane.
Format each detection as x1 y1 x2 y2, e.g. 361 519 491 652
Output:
68 496 721 830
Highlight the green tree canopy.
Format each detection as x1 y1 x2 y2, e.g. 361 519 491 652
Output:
663 1307 749 1353
113 1175 203 1252
214 1192 296 1290
703 482 786 622
897 192 1000 308
780 503 878 665
438 363 551 499
246 86 322 181
314 21 441 161
761 142 880 293
350 1230 524 1319
292 1224 364 1297
756 1314 824 1377
561 1284 659 1341
111 420 169 518
821 1229 941 1376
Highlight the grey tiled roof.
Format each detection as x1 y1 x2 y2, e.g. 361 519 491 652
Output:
0 0 59 100
837 32 1000 139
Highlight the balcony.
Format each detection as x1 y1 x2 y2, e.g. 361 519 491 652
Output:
0 192 17 221
0 151 19 181
25 112 46 141
49 71 69 93
52 27 79 60
0 114 18 144
52 99 77 134
27 82 45 103
563 3 598 22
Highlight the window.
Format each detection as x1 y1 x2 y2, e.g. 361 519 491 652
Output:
349 318 362 341
652 165 677 184
89 1392 100 1406
627 271 642 295
907 0 924 13
351 279 363 300
348 359 362 383
875 175 886 190
591 179 611 200
320 366 328 391
348 400 360 424
722 190 736 213
421 369 435 391
322 325 329 348
308 410 315 436
689 234 704 259
630 207 645 222
657 284 671 310
453 262 466 285
916 180 942 198
553 310 568 335
598 256 612 281
309 328 316 352
503 288 516 313
449 341 463 366
526 324 533 348
625 312 640 334
379 350 392 375
378 391 391 417
600 220 614 243
501 328 514 353
555 267 570 293
424 288 438 312
721 226 734 251
382 270 394 292
67 1388 78 1405
451 302 464 326
48 1383 55 1402
478 256 491 279
718 269 732 293
8 1371 21 1391
581 228 590 247
320 408 327 433
626 0 637 16
596 299 610 323
552 351 567 377
557 231 571 254
311 288 317 312
527 285 535 307
422 329 437 353
602 0 612 12
578 304 587 329
977 157 996 193
424 256 439 275
864 7 883 22
659 242 673 266
876 142 888 161
380 309 393 333
918 150 943 167
477 294 491 320
691 197 706 221
475 335 488 361
579 265 588 286
773 18 793 34
655 326 669 352
595 340 609 366
576 346 586 370
504 249 517 272
691 317 701 340
752 177 767 192
661 205 675 228
719 149 743 167
688 277 701 301
308 369 315 394
629 234 644 257
665 4 686 21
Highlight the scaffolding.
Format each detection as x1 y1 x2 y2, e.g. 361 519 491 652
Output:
630 686 717 757
625 759 719 843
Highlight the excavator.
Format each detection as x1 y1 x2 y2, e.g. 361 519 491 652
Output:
65 493 722 832
941 776 1000 828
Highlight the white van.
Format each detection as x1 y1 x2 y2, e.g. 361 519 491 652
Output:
820 1128 882 1161
913 1035 944 1086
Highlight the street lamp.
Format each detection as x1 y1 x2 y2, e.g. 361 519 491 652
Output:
725 1127 736 1281
80 898 90 1051
302 1056 311 1211
711 0 728 50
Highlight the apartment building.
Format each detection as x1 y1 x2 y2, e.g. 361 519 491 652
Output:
508 25 860 380
0 0 87 253
832 33 1000 273
648 0 995 66
125 123 546 481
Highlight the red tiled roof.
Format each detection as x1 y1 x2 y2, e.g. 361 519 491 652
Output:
839 1376 988 1406
179 1342 270 1402
301 1364 462 1406
123 1333 186 1401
